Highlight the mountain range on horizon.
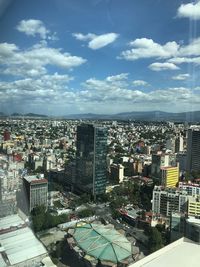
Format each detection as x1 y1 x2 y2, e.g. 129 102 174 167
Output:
1 110 200 122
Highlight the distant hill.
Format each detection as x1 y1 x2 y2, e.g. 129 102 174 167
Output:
10 113 48 118
1 110 200 122
63 110 200 122
25 113 48 118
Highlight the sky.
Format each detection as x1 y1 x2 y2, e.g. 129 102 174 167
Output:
0 0 200 115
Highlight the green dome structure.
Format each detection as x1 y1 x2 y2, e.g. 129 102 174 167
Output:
72 222 133 264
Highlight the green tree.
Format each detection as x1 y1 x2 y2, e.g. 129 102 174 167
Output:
111 209 121 220
148 227 163 253
78 208 94 218
31 205 69 232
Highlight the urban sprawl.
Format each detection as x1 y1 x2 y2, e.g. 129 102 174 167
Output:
0 118 200 267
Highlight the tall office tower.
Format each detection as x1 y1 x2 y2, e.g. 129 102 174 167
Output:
23 175 48 212
186 128 200 172
76 124 108 198
161 166 179 188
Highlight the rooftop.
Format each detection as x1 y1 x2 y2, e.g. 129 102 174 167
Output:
129 238 200 267
24 175 48 184
70 222 133 264
0 215 47 266
0 214 24 231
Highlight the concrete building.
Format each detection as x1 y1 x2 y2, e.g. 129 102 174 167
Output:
185 217 200 244
188 197 200 217
176 152 187 172
175 135 184 153
179 182 200 196
23 175 48 212
152 186 200 218
110 163 124 183
76 124 108 197
186 128 200 172
170 212 185 242
161 166 179 188
151 154 176 180
170 213 200 244
152 186 188 217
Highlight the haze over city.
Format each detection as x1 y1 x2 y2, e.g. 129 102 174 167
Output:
0 0 200 115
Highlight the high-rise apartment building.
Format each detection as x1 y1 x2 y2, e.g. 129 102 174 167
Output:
76 124 108 197
161 166 179 188
186 128 200 172
23 175 48 212
152 186 200 217
152 186 188 217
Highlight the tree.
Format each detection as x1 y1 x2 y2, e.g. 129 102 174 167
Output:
111 209 121 220
77 208 94 218
148 227 163 253
31 205 69 232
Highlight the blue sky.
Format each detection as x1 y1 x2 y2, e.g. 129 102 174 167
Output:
0 0 200 115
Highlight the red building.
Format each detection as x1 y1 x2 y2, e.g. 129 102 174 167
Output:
3 130 10 141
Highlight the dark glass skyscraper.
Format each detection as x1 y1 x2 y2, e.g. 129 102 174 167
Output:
76 124 108 197
186 128 200 172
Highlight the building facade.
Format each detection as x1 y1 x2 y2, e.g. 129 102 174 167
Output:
76 124 108 197
110 163 124 183
23 175 48 212
152 186 188 217
186 128 200 172
188 198 200 217
161 166 179 188
179 182 200 196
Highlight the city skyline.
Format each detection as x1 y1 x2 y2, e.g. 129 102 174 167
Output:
0 0 200 115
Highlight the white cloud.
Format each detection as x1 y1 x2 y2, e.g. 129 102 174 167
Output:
1 72 200 114
72 32 119 49
16 19 49 39
81 77 200 112
177 1 200 20
149 62 180 71
106 73 129 82
0 42 18 56
172 73 190 80
0 42 86 77
120 38 179 60
120 37 200 71
132 80 149 86
179 37 200 57
168 57 200 65
89 33 119 50
72 33 96 41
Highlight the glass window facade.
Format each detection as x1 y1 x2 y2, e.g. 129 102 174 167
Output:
76 124 108 196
